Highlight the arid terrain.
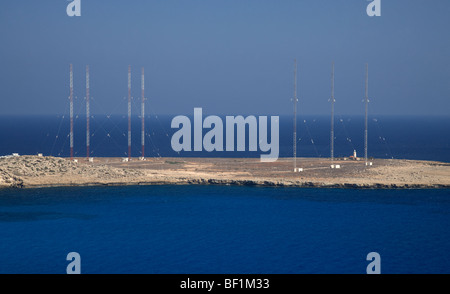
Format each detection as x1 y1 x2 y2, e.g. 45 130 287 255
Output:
0 155 449 189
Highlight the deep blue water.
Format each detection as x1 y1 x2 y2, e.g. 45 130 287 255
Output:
0 185 449 274
0 115 449 162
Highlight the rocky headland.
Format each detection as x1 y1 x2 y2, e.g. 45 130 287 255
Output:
0 155 449 189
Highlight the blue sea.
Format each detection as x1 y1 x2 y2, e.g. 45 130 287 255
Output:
0 115 449 162
0 186 449 274
0 115 449 274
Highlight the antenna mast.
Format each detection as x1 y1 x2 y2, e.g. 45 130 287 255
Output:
364 63 369 165
293 59 298 171
128 65 132 161
330 61 335 162
141 67 145 159
86 65 90 160
69 64 74 161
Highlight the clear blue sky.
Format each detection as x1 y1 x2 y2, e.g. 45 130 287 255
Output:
0 0 449 116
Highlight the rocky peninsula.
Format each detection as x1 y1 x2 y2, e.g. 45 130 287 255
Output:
0 155 449 189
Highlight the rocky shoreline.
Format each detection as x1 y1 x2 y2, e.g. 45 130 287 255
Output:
180 178 449 189
1 155 449 190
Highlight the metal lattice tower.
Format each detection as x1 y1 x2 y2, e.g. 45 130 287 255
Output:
86 65 90 159
69 64 74 161
364 63 369 165
128 65 132 161
141 67 145 159
293 59 298 171
330 61 335 162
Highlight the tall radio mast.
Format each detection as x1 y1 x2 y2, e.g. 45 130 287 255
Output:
69 64 74 161
86 65 90 160
293 59 298 172
141 67 145 159
330 61 335 162
128 65 132 161
364 63 369 166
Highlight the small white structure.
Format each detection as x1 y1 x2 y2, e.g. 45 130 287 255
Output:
139 157 146 161
12 153 19 157
88 157 94 163
122 158 129 162
349 150 359 161
37 153 43 157
366 162 373 166
331 164 341 169
73 159 78 163
294 168 303 172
